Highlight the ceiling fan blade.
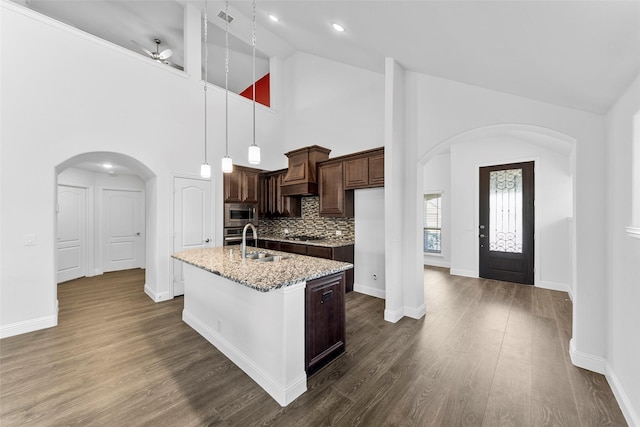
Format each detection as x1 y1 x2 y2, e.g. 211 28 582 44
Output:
158 48 173 60
131 40 152 57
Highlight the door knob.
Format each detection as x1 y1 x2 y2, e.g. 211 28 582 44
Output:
135 232 141 236
204 238 210 243
479 234 486 238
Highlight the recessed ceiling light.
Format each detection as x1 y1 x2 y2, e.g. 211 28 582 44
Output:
102 163 113 169
268 14 279 22
332 23 345 32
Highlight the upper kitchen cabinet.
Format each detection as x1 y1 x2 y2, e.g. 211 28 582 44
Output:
259 169 301 218
224 165 260 204
344 148 385 190
318 161 354 218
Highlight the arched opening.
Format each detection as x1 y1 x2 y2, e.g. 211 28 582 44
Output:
54 152 156 303
417 124 577 299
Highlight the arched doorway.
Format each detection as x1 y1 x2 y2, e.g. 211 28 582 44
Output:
55 152 156 295
418 124 577 295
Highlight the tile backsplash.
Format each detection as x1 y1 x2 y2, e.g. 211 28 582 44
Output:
259 196 354 239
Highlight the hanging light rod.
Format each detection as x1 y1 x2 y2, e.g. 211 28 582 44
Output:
221 0 233 173
247 0 261 165
200 0 211 178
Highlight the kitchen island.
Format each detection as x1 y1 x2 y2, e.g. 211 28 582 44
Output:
172 246 352 406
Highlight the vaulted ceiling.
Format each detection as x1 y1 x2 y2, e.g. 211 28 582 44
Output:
17 0 640 115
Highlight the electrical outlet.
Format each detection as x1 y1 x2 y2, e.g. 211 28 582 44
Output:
335 230 342 236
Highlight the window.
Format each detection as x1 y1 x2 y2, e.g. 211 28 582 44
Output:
424 193 442 253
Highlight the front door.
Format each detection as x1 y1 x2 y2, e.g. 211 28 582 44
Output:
173 177 213 296
479 161 534 284
102 189 145 272
57 185 87 283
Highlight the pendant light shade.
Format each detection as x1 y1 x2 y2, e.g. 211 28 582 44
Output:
221 156 233 173
248 145 260 165
200 162 211 178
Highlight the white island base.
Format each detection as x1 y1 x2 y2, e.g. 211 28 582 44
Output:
181 263 307 406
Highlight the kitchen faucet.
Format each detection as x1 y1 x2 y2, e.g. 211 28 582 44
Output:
242 223 258 259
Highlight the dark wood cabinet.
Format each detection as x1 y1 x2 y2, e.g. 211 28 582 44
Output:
318 162 354 218
224 165 261 204
344 157 369 189
259 169 301 218
368 152 385 186
343 149 384 190
305 272 346 376
279 241 307 255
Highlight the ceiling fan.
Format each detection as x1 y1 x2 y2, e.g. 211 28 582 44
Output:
131 38 183 70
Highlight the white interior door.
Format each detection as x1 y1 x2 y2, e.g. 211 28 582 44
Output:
57 185 87 283
173 177 212 296
102 189 145 272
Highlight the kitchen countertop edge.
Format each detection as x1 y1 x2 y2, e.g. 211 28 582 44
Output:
259 235 354 248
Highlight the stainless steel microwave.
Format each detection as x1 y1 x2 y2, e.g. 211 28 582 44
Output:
224 203 257 228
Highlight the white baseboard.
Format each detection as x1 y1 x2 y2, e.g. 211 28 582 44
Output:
384 307 404 323
183 309 306 406
569 338 606 374
404 303 426 320
423 257 451 268
450 268 477 278
570 339 640 426
606 362 640 427
0 313 57 339
144 284 171 303
87 268 102 277
354 283 385 299
538 280 570 294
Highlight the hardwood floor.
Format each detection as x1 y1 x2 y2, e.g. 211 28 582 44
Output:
0 267 627 426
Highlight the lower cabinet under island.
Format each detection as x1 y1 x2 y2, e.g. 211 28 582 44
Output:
172 247 351 406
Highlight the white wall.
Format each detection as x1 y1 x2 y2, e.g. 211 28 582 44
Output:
423 153 451 268
282 52 385 160
605 72 640 426
354 188 385 298
57 167 146 277
449 136 573 292
0 2 284 336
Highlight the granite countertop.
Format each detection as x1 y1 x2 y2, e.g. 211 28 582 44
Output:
259 235 355 248
172 247 353 292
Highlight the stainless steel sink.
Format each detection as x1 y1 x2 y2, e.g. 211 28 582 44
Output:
244 252 271 259
253 255 289 262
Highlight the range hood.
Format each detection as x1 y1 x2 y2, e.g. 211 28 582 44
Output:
280 145 331 196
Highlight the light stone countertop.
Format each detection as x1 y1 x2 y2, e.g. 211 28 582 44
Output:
172 246 353 292
259 235 355 248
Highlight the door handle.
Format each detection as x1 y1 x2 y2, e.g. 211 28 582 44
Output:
204 238 210 243
136 232 141 236
479 234 485 238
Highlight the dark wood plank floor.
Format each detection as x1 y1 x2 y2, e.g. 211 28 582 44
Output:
0 267 627 426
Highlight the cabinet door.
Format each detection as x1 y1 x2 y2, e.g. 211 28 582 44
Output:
344 157 369 190
368 153 385 187
305 272 346 376
319 163 353 217
242 171 259 203
224 171 243 203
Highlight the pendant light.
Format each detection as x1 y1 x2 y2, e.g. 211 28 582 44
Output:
221 0 233 174
247 0 261 165
200 0 211 178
